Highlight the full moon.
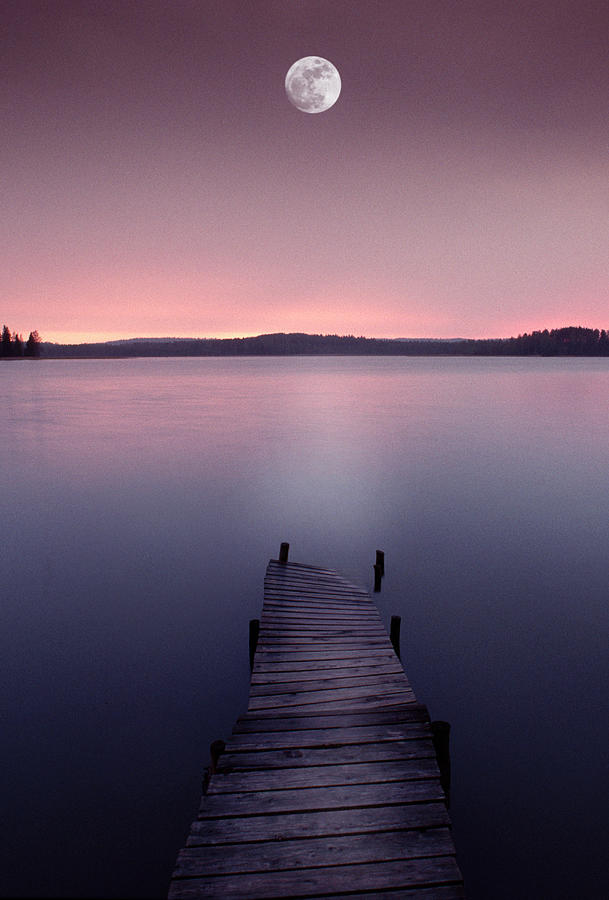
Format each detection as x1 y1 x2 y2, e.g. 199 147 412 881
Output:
285 56 341 113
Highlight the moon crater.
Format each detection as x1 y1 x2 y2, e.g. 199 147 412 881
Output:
285 56 341 114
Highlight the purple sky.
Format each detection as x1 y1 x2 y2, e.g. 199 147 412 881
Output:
3 0 608 342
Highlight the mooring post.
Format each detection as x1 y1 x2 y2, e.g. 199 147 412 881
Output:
376 549 385 576
431 720 451 807
390 615 401 659
210 739 226 774
202 738 226 794
249 618 260 671
373 563 382 592
279 542 290 563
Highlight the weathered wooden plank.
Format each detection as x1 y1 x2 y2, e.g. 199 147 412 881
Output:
260 618 384 628
267 561 336 573
258 695 417 714
264 580 368 591
198 779 444 818
186 801 452 846
264 590 369 601
225 722 429 750
250 663 405 684
250 673 411 696
258 633 388 643
265 569 363 581
260 616 382 627
168 856 462 899
208 757 440 793
255 648 397 662
257 639 392 651
263 596 371 607
248 683 413 709
252 656 403 674
219 739 437 771
264 576 368 589
175 827 454 876
234 707 428 731
263 595 368 604
259 623 385 633
261 612 380 623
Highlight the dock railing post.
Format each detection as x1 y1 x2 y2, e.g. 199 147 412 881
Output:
390 615 401 659
202 738 226 794
249 618 260 671
373 563 382 592
376 549 385 576
279 542 289 563
431 720 451 807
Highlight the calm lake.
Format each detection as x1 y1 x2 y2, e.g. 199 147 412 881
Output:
2 356 608 899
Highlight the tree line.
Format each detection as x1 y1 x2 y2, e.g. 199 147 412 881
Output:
38 326 609 358
1 325 42 358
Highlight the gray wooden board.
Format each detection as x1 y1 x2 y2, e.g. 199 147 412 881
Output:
264 583 366 592
265 574 365 587
234 708 428 730
219 740 437 771
264 576 368 589
264 581 371 604
260 696 417 714
249 674 411 696
208 758 440 793
260 617 383 627
254 648 397 662
254 654 400 680
186 801 452 845
168 856 462 899
262 596 374 604
257 639 391 650
248 685 414 709
174 827 454 876
225 723 430 751
252 657 406 675
259 626 387 636
262 601 373 609
197 779 445 818
266 568 361 582
260 618 384 628
264 584 371 606
261 614 382 624
258 633 388 643
250 663 405 684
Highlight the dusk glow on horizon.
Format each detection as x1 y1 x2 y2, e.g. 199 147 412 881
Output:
3 1 608 344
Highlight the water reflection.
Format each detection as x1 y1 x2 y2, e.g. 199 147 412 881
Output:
2 356 609 898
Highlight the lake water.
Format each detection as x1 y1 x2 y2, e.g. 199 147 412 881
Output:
2 356 608 899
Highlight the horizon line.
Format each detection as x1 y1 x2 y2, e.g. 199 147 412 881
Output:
40 324 607 346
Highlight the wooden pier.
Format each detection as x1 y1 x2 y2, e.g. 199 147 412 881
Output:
169 551 464 898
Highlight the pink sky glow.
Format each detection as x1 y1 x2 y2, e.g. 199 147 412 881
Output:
3 1 608 344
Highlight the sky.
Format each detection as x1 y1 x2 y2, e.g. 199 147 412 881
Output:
2 0 608 343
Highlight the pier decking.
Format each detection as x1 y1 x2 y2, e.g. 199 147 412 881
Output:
169 556 464 898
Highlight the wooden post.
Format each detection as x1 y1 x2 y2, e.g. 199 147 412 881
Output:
279 542 289 563
390 615 401 659
431 720 451 807
249 618 260 671
376 549 385 576
210 739 226 775
202 738 226 793
373 563 382 592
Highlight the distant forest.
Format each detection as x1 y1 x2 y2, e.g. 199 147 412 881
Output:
34 326 609 358
3 325 609 359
